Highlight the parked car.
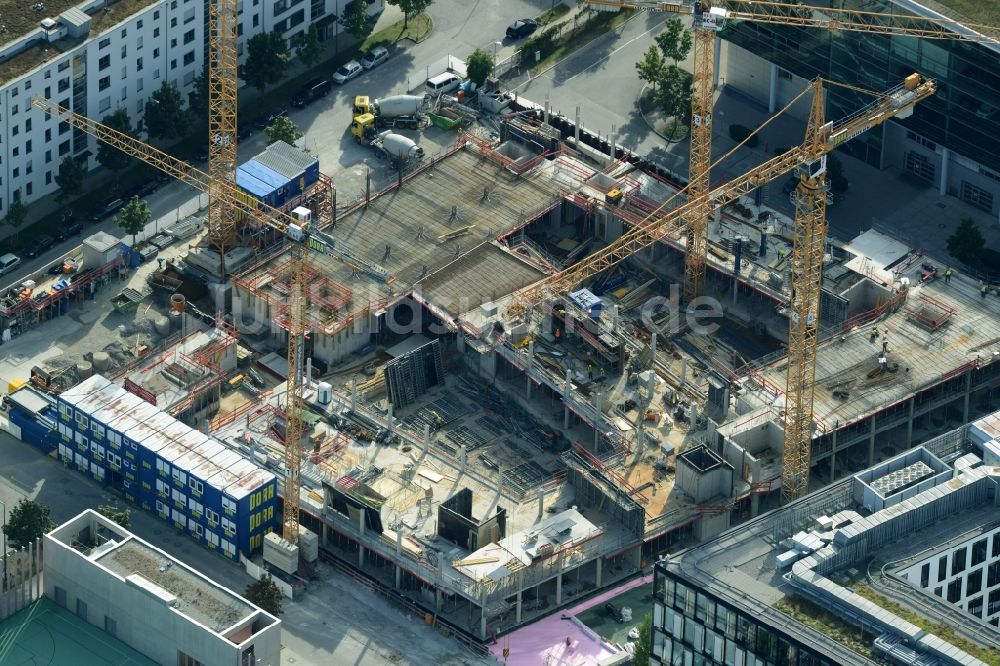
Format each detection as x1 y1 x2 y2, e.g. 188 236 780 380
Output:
23 235 55 259
0 253 22 276
55 219 83 241
331 60 363 85
360 46 390 71
135 180 160 198
506 18 538 40
90 197 125 222
292 77 333 108
253 108 288 130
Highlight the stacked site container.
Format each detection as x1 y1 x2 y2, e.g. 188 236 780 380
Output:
54 375 277 560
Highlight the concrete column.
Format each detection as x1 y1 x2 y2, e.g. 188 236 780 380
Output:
357 509 366 567
423 423 431 456
906 398 915 447
395 564 402 589
305 357 312 388
527 340 535 399
830 430 837 481
751 492 760 517
768 63 778 114
387 405 394 435
963 373 972 424
868 417 877 467
610 124 616 159
575 106 581 143
516 588 523 624
538 488 545 520
680 357 687 387
435 587 443 609
594 389 604 447
350 378 357 412
556 572 563 606
396 528 403 556
595 557 603 588
544 100 550 125
321 522 328 546
480 586 488 638
358 545 365 568
564 367 572 429
460 445 468 472
939 147 950 196
612 305 620 330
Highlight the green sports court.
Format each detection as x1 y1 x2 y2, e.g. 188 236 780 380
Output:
0 597 158 666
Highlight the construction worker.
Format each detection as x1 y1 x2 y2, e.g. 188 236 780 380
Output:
944 268 953 284
882 337 889 354
588 363 594 380
870 324 879 341
982 282 989 299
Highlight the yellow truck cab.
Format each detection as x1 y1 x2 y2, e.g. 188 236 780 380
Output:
353 95 373 118
351 113 377 141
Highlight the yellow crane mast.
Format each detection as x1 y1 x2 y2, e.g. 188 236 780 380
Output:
585 0 997 304
30 100 394 545
206 0 240 278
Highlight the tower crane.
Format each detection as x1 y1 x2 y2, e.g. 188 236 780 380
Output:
584 0 997 304
206 0 240 277
508 73 936 501
32 99 392 546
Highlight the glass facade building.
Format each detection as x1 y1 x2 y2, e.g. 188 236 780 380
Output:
719 1 1000 212
651 563 847 666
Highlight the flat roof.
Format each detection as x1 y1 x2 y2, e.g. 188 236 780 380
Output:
96 539 254 633
905 0 1000 29
0 596 159 666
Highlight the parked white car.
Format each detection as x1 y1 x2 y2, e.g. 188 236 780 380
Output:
332 60 363 84
360 46 390 71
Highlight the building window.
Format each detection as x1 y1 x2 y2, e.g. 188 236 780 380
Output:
221 516 236 535
206 508 219 526
183 29 196 44
253 14 259 27
99 38 110 49
54 587 67 607
222 496 236 515
99 97 111 113
98 76 111 91
947 579 963 603
961 181 994 212
178 651 206 666
104 616 117 636
904 151 934 184
183 51 195 66
973 538 988 566
45 128 51 142
967 568 983 596
137 19 143 29
953 548 968 576
190 478 204 494
46 171 52 185
76 598 87 620
172 468 187 485
75 411 88 429
993 533 1000 557
59 140 71 155
920 563 930 588
156 499 169 516
171 59 177 70
25 118 31 132
988 561 1000 587
98 54 110 71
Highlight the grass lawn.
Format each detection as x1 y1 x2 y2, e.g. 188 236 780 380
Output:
774 596 882 662
362 12 433 50
852 584 1000 666
539 3 572 25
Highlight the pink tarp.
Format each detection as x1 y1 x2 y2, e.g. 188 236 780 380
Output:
489 574 653 665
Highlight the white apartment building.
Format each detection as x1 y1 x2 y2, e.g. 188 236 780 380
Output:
0 0 378 216
45 509 281 666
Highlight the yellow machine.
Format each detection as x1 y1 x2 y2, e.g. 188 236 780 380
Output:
351 112 378 142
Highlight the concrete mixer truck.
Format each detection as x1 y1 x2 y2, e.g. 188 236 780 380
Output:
370 131 425 164
351 94 431 141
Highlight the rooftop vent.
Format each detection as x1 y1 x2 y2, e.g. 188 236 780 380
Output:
40 17 56 30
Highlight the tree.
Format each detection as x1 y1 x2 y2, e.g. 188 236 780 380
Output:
2 499 54 549
342 0 378 38
243 32 290 94
190 62 210 123
655 18 693 66
55 157 86 204
116 196 151 248
654 65 692 134
947 217 986 266
386 0 433 29
632 613 653 666
145 81 189 141
466 48 494 87
636 45 666 91
265 116 303 146
98 504 130 529
96 109 135 178
296 25 323 68
245 574 282 615
4 199 27 229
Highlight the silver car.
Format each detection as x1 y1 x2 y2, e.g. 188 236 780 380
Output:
360 46 389 71
332 60 363 84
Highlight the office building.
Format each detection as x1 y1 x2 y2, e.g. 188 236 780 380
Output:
719 0 1000 218
45 509 281 665
650 421 1000 666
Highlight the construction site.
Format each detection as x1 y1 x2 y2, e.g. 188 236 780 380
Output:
2 0 1000 656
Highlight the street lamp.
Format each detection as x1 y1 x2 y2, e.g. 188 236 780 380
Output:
0 499 6 591
493 41 502 78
